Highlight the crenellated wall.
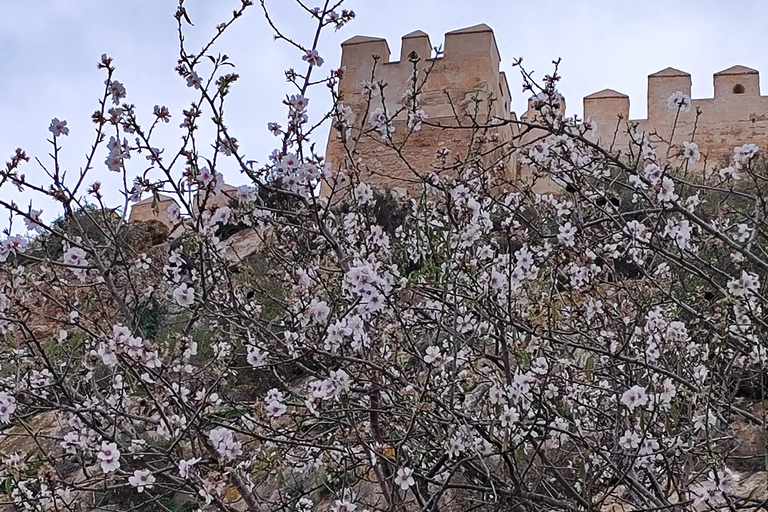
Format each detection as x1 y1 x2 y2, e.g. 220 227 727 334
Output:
325 24 518 195
130 37 768 217
584 65 768 168
329 23 768 193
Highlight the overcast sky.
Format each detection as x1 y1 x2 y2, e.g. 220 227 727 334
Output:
3 0 768 227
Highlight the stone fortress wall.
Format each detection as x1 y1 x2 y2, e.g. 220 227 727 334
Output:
131 25 768 223
584 65 768 169
129 194 178 227
132 24 519 223
325 24 768 189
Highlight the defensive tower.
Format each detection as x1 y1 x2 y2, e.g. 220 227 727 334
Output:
324 24 517 194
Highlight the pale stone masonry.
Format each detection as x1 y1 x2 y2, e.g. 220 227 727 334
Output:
584 65 768 168
324 24 518 195
128 194 177 228
128 184 238 229
326 23 768 192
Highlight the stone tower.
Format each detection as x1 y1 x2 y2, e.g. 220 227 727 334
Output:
324 24 517 195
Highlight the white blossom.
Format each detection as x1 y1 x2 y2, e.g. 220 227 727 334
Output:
667 91 691 112
557 222 577 247
178 458 201 479
49 118 70 137
97 441 120 473
621 385 648 411
681 141 700 164
394 467 415 490
302 49 324 67
173 283 195 306
619 430 640 450
128 469 155 492
209 427 242 460
0 392 17 423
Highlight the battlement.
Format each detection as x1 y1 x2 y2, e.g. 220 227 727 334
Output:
337 24 511 121
714 65 760 98
584 65 768 165
129 33 768 211
339 24 502 71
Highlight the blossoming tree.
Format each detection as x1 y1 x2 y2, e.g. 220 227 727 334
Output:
0 1 766 511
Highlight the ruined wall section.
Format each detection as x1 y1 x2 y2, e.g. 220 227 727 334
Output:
584 65 768 169
128 194 177 228
325 24 517 195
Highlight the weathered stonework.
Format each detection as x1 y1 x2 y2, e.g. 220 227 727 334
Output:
327 23 768 193
584 65 768 169
128 193 178 228
128 184 239 229
324 24 518 195
127 36 768 209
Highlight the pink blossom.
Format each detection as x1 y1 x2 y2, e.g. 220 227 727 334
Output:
0 392 17 423
733 143 758 167
107 79 126 105
727 271 760 297
49 118 69 137
621 385 648 411
268 122 282 136
186 70 202 89
500 406 519 428
302 49 325 67
178 457 201 479
97 441 120 473
394 467 415 490
424 346 442 365
265 400 287 418
288 94 309 112
619 430 640 450
681 141 700 164
666 91 691 112
209 427 242 460
173 283 195 306
557 222 577 247
128 469 155 492
153 105 171 122
24 209 43 232
167 203 181 224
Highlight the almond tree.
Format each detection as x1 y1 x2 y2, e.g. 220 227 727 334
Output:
0 1 765 511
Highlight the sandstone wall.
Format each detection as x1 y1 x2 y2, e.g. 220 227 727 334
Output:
584 65 768 169
129 184 239 232
325 24 518 195
128 194 178 228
